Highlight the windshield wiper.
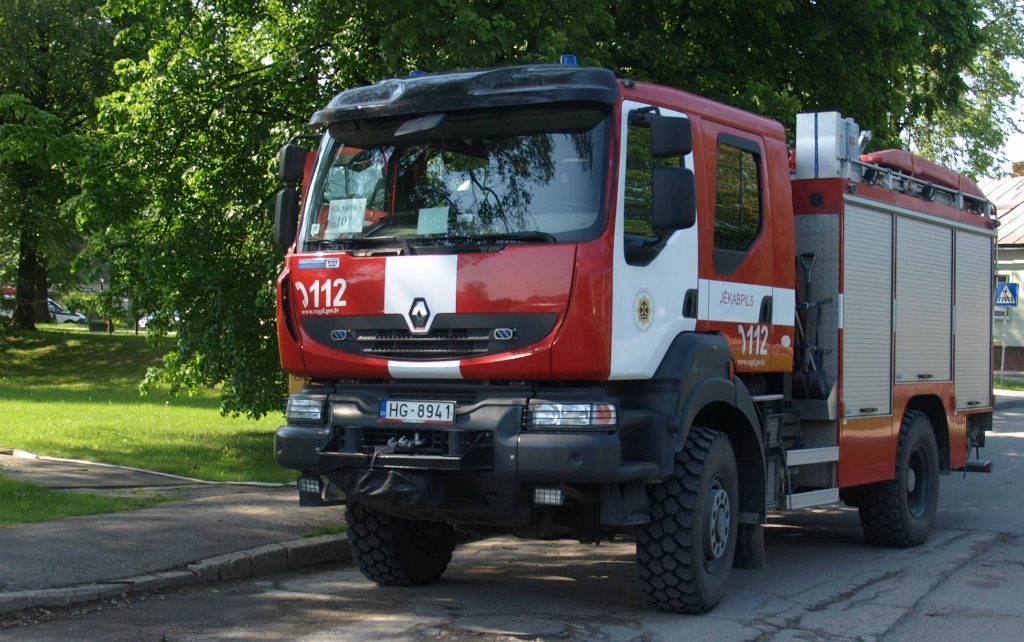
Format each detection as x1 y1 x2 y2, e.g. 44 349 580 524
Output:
443 232 557 246
304 236 414 255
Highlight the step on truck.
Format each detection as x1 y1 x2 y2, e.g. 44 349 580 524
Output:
272 59 996 613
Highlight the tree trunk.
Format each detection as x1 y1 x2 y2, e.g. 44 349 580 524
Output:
34 256 49 323
14 225 39 331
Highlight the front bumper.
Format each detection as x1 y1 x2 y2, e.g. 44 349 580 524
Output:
275 383 669 525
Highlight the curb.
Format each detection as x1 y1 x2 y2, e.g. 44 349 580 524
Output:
0 533 351 616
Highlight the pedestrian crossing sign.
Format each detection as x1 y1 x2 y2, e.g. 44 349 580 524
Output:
995 282 1018 307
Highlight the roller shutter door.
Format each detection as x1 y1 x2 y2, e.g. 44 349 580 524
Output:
954 231 993 408
895 218 952 382
842 205 893 417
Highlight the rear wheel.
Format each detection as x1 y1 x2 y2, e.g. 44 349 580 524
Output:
345 502 457 586
636 426 738 613
858 410 939 547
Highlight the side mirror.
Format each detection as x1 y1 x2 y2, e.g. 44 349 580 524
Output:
652 166 696 233
275 188 299 250
279 144 309 183
650 116 693 158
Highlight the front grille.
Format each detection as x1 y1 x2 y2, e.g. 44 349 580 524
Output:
301 313 559 361
356 327 491 358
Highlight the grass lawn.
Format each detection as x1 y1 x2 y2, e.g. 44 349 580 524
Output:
0 325 292 483
302 524 346 538
994 377 1024 391
0 475 172 527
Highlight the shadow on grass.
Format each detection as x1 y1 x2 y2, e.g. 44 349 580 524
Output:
0 329 171 389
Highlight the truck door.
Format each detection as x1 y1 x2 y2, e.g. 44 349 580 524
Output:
608 100 699 379
697 122 791 373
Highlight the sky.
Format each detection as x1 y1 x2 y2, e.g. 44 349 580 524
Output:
1004 128 1024 168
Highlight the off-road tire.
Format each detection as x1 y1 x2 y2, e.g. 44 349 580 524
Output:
636 426 739 614
858 410 939 547
345 502 457 586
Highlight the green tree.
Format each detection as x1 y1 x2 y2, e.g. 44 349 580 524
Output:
903 0 1024 177
83 0 329 417
605 0 989 153
0 0 121 329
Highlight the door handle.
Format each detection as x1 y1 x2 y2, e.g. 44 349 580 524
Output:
683 289 698 319
759 296 773 323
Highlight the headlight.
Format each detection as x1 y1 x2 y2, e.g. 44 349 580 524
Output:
526 403 617 429
286 396 327 423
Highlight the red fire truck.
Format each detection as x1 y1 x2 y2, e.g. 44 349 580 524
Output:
273 61 995 613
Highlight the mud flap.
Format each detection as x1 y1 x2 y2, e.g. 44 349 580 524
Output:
343 468 444 511
733 522 765 570
600 481 650 525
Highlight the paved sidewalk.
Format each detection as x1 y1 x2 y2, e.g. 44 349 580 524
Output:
0 451 351 614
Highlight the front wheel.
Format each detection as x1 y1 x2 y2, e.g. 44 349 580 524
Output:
345 502 457 586
858 410 939 547
636 426 738 614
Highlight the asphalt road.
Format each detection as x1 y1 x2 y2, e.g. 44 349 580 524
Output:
4 404 1024 642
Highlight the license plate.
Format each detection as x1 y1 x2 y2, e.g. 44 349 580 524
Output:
379 400 456 424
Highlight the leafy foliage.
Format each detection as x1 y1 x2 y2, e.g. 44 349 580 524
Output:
606 0 989 151
904 0 1024 177
61 289 101 319
81 0 316 416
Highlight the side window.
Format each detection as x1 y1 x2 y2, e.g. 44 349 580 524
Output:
623 115 681 264
624 123 655 237
713 139 762 253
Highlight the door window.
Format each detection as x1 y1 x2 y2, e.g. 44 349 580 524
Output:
714 141 762 251
712 135 763 274
623 114 682 265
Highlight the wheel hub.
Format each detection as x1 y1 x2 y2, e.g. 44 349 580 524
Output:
907 445 928 517
705 486 730 560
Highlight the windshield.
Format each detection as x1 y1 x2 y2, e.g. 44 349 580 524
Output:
299 107 610 252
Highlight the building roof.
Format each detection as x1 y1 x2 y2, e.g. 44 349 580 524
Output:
980 175 1024 246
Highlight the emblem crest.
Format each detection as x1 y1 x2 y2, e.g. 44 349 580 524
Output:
634 289 654 333
409 298 430 329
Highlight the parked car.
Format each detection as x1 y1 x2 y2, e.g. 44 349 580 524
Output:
137 312 179 330
48 299 88 324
